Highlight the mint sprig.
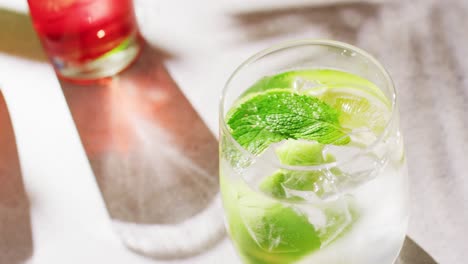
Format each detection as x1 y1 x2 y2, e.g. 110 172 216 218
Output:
227 91 350 155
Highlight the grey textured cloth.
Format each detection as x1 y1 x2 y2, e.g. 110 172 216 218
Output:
357 0 468 263
291 0 468 262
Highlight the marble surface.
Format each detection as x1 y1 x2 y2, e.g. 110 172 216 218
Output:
0 0 466 263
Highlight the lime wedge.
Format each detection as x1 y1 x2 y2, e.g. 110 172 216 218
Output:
260 140 337 200
243 69 385 101
315 86 391 134
260 140 338 200
221 174 321 264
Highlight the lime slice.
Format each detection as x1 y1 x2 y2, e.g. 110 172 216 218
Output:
260 140 340 200
260 140 337 200
238 198 322 258
315 86 391 134
243 69 391 134
275 139 332 166
221 174 321 264
222 169 356 264
244 69 384 100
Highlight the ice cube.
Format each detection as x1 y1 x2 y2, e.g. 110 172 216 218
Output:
280 169 340 201
294 194 355 247
323 128 389 193
316 197 354 246
240 145 278 185
292 77 324 94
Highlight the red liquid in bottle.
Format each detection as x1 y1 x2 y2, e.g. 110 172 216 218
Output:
28 0 139 64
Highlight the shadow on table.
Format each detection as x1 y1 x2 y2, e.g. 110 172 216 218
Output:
397 237 438 264
231 2 379 45
0 8 46 61
0 93 34 264
0 6 223 261
60 42 224 260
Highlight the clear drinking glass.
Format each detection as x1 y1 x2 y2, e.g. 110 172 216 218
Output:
219 40 408 264
28 0 141 81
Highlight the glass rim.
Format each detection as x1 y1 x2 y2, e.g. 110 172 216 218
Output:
219 39 397 171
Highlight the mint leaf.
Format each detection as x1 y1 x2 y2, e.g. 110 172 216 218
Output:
227 91 350 155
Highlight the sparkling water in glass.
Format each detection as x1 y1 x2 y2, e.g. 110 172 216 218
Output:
219 40 408 264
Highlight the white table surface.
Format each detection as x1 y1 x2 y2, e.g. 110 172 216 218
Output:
0 0 467 263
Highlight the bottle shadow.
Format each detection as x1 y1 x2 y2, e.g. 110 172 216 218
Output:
60 42 224 260
0 93 34 264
